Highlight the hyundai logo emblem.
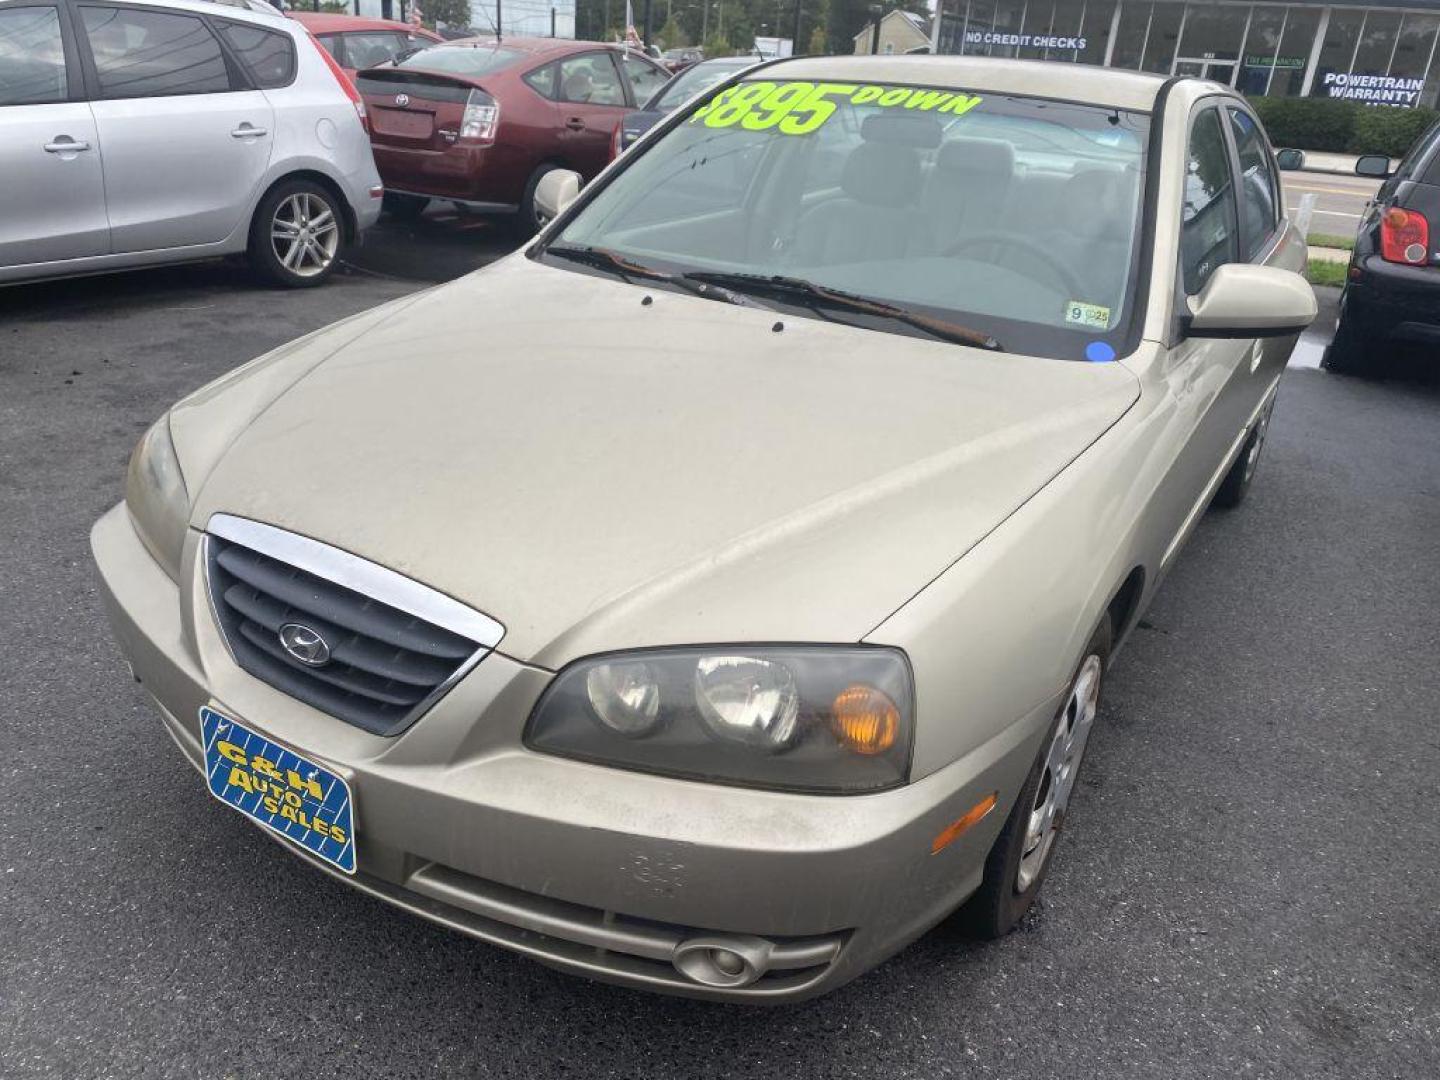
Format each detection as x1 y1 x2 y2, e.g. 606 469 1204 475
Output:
395 93 410 107
278 622 331 667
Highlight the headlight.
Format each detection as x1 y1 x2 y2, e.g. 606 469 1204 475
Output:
525 647 914 793
125 414 190 580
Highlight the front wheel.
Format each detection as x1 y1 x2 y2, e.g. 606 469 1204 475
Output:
249 180 344 288
959 617 1111 938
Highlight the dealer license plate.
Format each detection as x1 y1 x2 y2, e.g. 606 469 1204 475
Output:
200 707 356 874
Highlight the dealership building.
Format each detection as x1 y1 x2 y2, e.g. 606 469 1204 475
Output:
931 1 1440 108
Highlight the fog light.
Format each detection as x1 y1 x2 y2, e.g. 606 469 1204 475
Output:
673 935 773 988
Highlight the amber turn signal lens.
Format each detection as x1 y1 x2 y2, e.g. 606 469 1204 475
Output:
930 793 998 855
830 684 900 755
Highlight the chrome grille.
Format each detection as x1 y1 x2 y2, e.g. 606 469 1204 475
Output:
204 515 503 736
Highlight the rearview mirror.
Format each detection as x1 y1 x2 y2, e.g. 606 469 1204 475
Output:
533 169 583 228
1355 154 1393 179
1185 263 1317 339
1275 148 1305 171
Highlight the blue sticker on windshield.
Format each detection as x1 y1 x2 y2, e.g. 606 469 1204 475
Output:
1085 341 1117 363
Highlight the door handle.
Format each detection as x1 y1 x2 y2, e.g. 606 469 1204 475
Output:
44 138 91 153
231 125 268 139
564 117 586 131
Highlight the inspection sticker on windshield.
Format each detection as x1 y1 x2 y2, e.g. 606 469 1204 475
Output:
200 706 355 874
692 82 983 135
1064 301 1112 329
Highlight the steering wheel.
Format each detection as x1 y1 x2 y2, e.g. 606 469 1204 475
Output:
942 232 1084 298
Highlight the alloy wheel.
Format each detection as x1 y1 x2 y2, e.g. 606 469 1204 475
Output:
271 193 339 279
1016 654 1103 892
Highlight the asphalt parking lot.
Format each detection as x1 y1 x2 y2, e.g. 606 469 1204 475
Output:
2 217 1438 1080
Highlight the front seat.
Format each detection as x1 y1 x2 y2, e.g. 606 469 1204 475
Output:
915 137 1016 256
791 141 924 268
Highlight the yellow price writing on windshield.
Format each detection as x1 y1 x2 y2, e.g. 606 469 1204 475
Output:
692 81 984 135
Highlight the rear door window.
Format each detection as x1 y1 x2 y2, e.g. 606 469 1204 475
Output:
621 53 666 105
217 21 295 89
1181 107 1240 294
1226 107 1280 259
343 30 406 70
79 5 233 99
558 51 626 106
0 5 69 105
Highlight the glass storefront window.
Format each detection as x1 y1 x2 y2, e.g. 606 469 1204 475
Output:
1269 6 1319 97
1237 5 1287 96
1391 13 1440 108
989 0 1026 57
1111 2 1151 69
1175 3 1246 63
1019 1 1057 59
1077 0 1116 65
1311 8 1366 97
1352 11 1403 77
1141 2 1184 74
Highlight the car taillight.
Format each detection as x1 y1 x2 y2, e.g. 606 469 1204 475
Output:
1379 206 1430 265
610 121 623 161
461 90 499 142
308 33 367 131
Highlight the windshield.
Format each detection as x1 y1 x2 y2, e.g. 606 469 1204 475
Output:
650 60 754 112
397 43 522 76
545 79 1150 361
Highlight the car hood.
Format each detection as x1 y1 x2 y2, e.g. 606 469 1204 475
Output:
179 255 1139 669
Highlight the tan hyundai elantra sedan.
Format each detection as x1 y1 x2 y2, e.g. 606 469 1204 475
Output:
92 56 1315 1002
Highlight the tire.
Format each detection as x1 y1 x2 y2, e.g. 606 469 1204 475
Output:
514 163 560 240
1212 395 1275 510
959 616 1112 939
382 192 429 220
1321 309 1371 376
249 180 345 288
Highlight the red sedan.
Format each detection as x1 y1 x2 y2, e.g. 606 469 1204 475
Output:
356 37 669 234
290 12 443 79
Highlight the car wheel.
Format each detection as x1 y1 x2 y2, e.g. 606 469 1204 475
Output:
516 163 560 240
249 180 344 288
1321 316 1371 376
1212 396 1274 509
959 616 1111 939
382 192 429 220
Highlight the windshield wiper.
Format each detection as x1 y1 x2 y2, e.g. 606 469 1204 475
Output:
681 271 1003 351
545 245 765 308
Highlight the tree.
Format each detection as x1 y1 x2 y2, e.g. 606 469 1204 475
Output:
423 0 473 29
655 15 688 49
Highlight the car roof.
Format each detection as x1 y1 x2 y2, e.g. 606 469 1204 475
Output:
439 35 641 60
764 56 1172 113
65 0 292 26
290 12 432 34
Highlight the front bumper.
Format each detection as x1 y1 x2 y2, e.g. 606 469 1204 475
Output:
91 503 1047 1002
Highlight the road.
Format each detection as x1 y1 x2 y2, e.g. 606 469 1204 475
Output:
1281 171 1381 237
2 224 1438 1079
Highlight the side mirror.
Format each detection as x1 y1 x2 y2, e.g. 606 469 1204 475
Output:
1185 263 1317 339
1275 148 1305 172
533 169 583 228
1355 154 1393 179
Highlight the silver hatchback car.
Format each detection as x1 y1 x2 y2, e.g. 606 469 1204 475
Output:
0 0 382 287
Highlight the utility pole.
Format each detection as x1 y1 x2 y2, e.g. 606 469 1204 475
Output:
792 0 800 50
496 0 503 39
870 3 881 54
701 0 708 42
642 0 652 46
551 5 556 35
